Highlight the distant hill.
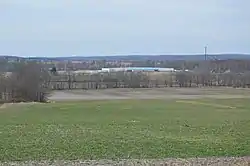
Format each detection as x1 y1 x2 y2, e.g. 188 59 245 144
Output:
1 54 250 61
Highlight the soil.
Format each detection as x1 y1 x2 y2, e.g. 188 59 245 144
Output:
1 157 250 166
0 102 41 110
48 87 250 101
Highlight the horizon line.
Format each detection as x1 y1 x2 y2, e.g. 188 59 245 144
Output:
1 53 250 58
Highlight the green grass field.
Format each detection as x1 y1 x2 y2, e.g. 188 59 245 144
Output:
0 99 250 161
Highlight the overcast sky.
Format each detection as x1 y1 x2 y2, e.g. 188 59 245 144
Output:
0 0 249 57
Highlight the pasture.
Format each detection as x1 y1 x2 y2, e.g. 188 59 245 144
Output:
0 97 250 164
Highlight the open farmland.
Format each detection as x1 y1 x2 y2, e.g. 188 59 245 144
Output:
49 87 250 101
1 90 250 165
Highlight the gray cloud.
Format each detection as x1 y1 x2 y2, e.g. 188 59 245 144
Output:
0 0 249 56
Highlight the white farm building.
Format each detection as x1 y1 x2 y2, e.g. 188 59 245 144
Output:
101 67 175 72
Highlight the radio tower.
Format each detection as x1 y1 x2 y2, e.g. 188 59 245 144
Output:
204 46 207 61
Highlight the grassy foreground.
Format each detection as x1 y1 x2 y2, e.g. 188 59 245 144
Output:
0 99 250 161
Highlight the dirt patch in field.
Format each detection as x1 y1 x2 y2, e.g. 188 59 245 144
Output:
49 87 250 101
0 102 40 110
0 104 6 109
1 157 249 166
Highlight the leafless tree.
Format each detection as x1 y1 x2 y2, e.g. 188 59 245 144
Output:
0 73 5 102
176 72 190 87
6 62 50 102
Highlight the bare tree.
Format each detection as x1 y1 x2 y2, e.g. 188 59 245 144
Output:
7 62 50 102
0 73 5 102
176 72 189 87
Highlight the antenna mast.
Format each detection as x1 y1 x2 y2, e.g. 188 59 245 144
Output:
204 46 207 61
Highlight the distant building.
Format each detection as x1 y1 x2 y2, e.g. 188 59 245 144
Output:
101 67 175 72
55 67 175 76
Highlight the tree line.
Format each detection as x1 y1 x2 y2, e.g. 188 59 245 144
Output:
1 60 250 103
2 58 250 73
49 70 250 90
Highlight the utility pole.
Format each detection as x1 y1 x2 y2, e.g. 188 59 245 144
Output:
204 46 208 72
204 46 207 61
